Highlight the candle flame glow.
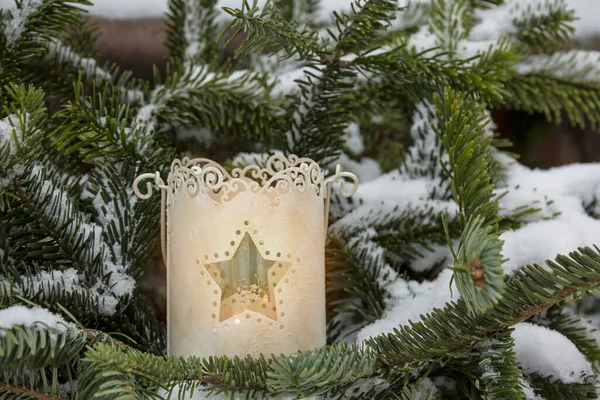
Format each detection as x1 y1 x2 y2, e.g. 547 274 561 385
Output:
234 318 241 325
263 294 269 302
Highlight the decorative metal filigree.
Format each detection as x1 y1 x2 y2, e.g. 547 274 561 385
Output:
165 154 329 204
132 154 359 263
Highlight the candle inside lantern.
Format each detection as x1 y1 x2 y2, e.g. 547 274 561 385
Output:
133 155 358 359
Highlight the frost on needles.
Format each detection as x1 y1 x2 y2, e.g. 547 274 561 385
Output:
2 0 600 399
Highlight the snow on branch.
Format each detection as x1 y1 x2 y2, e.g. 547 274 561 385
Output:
47 39 113 82
0 305 74 335
470 0 571 42
1 0 43 49
513 322 593 384
400 101 449 199
514 50 600 83
0 114 22 157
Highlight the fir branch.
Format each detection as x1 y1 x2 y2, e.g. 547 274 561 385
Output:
165 0 220 62
353 47 507 104
274 0 319 24
396 380 439 400
266 344 376 397
0 383 69 400
477 329 526 400
436 89 499 227
428 0 471 59
498 73 600 131
326 236 388 343
368 245 600 367
0 0 93 103
435 88 504 314
0 326 115 400
512 0 575 52
152 64 279 142
527 374 597 400
333 0 402 53
220 0 323 60
52 79 158 166
282 62 357 164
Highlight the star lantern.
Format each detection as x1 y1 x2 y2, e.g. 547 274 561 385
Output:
202 232 292 322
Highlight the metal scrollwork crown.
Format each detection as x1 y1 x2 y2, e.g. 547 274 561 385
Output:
133 154 359 205
132 154 359 262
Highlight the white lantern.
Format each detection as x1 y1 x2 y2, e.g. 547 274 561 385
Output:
133 154 358 358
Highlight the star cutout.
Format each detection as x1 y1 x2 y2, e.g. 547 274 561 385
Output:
204 233 291 322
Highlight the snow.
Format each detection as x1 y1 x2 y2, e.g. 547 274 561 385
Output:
497 161 600 275
183 0 205 59
332 170 457 228
47 39 113 82
0 114 19 155
470 0 565 42
356 268 457 341
0 305 74 335
342 123 364 155
24 164 136 315
514 50 600 83
400 101 449 198
331 153 381 184
1 0 42 48
158 384 322 399
520 379 544 400
512 322 593 383
19 269 81 296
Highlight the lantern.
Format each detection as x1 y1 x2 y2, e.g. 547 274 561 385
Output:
133 154 358 358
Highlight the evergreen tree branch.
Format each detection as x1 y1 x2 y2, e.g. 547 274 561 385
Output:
477 329 526 399
353 47 508 104
52 79 160 166
165 0 220 62
0 0 93 106
512 0 575 52
497 73 600 131
333 0 402 53
273 0 319 24
282 63 357 164
0 326 121 400
435 88 504 314
0 383 69 400
527 374 597 400
151 63 279 143
77 245 600 398
396 380 440 400
326 236 388 343
369 245 600 367
220 0 323 60
428 0 470 59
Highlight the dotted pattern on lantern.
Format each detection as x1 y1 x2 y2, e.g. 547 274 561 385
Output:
197 220 299 330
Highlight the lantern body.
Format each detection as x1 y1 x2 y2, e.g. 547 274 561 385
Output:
163 156 327 358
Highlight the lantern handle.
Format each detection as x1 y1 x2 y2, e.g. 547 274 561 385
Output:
324 165 359 232
133 172 169 265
